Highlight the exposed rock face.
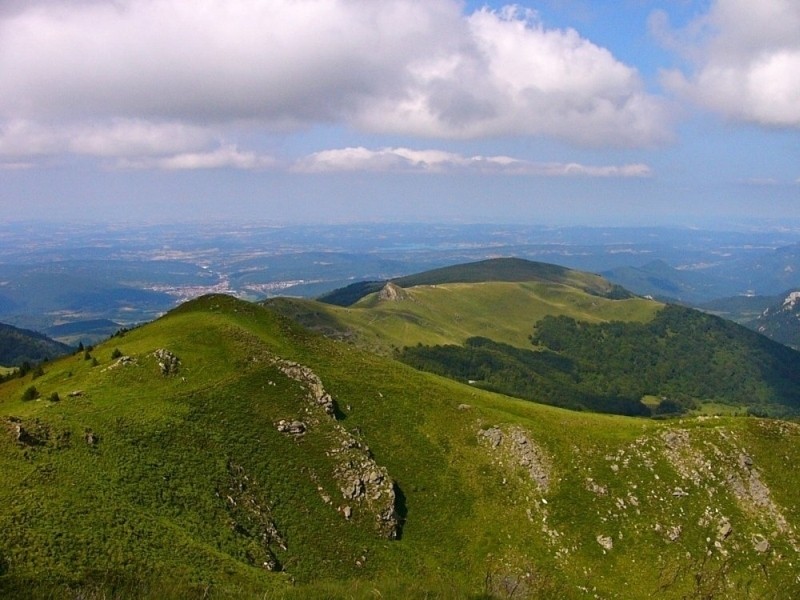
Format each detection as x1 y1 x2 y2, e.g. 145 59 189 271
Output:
153 349 180 376
377 282 408 302
273 360 337 416
330 433 398 539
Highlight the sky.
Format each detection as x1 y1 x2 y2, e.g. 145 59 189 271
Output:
0 0 798 227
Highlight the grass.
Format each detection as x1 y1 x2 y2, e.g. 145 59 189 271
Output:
1 294 799 598
271 280 661 354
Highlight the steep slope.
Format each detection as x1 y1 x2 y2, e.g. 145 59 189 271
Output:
1 295 800 598
0 322 73 367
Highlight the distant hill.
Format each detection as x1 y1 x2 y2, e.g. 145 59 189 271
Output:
0 322 72 366
268 258 659 355
319 257 632 306
3 294 800 598
272 258 800 418
602 260 736 304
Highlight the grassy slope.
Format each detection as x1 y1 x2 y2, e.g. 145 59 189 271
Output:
318 256 629 307
0 295 799 598
271 281 660 354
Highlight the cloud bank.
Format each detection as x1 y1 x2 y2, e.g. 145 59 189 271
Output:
294 147 652 177
657 0 800 128
0 0 670 165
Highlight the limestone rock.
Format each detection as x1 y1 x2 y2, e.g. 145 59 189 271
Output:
597 535 613 551
276 420 307 436
378 282 408 302
153 349 181 376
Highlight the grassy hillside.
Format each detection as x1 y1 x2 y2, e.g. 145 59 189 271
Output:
1 295 800 598
269 279 659 354
319 257 632 306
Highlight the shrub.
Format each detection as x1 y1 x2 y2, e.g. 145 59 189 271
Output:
111 348 123 360
22 386 39 401
49 391 60 402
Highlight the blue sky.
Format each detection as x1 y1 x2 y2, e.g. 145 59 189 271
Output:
0 0 798 226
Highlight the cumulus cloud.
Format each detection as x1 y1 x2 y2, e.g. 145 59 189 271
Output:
294 147 652 177
657 0 800 128
0 0 670 166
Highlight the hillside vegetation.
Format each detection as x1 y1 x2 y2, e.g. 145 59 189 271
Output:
0 322 72 367
1 295 800 598
271 258 800 417
268 259 659 354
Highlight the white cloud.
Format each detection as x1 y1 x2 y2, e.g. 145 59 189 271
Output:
658 0 800 127
0 0 670 166
117 145 276 170
294 146 652 177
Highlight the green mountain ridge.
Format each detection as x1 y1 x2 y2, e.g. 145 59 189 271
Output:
270 258 800 418
319 256 632 306
2 294 800 598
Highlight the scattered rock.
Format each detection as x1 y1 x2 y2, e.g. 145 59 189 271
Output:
597 535 613 551
275 420 307 436
104 356 136 371
457 403 471 411
510 428 550 492
479 427 504 449
585 478 608 496
739 453 754 469
672 487 689 497
84 429 98 446
667 525 682 542
717 519 732 540
342 506 352 519
67 390 84 398
753 534 770 553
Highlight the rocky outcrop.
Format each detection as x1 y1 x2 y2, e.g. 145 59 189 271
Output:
378 282 408 302
330 430 399 539
273 359 337 416
275 420 306 436
153 349 181 376
479 426 551 493
268 355 400 539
